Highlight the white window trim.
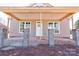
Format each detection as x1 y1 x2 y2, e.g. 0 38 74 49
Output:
48 21 60 34
19 21 31 33
19 21 24 33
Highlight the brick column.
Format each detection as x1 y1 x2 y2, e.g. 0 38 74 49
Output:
0 28 7 48
72 29 79 46
48 29 54 47
0 29 4 48
23 28 30 47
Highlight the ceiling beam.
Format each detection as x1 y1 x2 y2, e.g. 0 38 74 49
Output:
2 9 77 13
1 7 79 13
60 13 74 21
4 12 20 21
19 19 60 21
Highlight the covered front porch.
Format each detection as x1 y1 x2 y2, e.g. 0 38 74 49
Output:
0 4 79 47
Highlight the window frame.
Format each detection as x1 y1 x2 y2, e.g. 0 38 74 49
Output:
53 22 60 34
19 21 31 33
48 21 60 34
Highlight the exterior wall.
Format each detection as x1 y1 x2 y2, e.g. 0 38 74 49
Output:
31 20 36 37
60 18 70 38
43 20 48 36
9 19 70 38
9 19 23 37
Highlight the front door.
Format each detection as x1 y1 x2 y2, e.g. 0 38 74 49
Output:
36 21 43 36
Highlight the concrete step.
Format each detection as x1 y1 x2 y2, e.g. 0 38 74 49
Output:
0 46 16 50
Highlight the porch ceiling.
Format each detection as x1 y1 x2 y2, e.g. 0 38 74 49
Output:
0 7 79 21
8 13 68 21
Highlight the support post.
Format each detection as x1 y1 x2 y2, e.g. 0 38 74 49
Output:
71 16 74 29
48 29 54 47
0 29 4 48
72 29 79 46
0 28 8 48
23 28 30 47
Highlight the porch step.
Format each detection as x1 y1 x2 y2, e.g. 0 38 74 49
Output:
35 36 47 40
0 46 16 50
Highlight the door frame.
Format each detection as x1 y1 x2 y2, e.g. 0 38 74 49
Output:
36 21 43 36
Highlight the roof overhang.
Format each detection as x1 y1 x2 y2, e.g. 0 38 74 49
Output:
0 6 79 21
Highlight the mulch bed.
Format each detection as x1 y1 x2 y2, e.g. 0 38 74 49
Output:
0 44 79 56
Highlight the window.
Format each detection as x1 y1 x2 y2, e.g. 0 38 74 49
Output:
54 22 60 34
48 22 60 34
48 23 53 29
19 22 30 32
19 22 25 32
25 22 30 28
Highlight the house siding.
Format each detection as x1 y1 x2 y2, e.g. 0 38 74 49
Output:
60 18 70 38
9 19 23 37
9 18 70 38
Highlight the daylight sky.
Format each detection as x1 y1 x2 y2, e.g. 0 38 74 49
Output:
0 0 79 6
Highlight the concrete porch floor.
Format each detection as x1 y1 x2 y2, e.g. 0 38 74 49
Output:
0 37 75 51
33 38 75 45
8 37 75 46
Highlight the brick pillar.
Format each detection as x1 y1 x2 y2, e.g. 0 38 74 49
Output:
72 29 79 46
0 29 4 48
23 28 30 47
48 29 54 47
0 28 7 48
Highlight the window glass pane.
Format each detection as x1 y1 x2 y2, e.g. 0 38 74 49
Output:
25 22 30 28
53 23 56 29
54 22 60 33
19 22 30 32
48 23 53 29
20 22 25 32
48 22 60 34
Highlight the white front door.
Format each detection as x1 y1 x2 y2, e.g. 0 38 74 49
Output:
36 21 43 36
